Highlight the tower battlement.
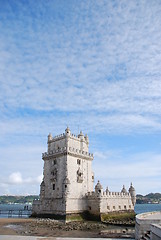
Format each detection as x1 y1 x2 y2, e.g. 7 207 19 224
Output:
87 190 131 198
48 129 89 144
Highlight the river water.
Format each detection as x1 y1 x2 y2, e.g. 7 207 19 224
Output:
0 203 161 218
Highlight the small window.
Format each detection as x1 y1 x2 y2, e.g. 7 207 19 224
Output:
92 175 94 179
65 185 67 188
77 159 81 165
52 159 57 165
107 206 110 210
53 184 55 190
88 206 91 210
124 205 126 209
119 205 121 209
129 205 131 209
113 206 115 209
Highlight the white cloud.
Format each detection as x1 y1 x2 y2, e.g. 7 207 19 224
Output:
9 172 23 184
1 171 42 186
0 171 43 195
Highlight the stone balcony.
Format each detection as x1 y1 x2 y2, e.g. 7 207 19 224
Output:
42 146 93 159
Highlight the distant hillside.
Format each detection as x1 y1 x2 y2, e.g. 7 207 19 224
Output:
136 193 161 204
0 193 161 204
0 195 39 204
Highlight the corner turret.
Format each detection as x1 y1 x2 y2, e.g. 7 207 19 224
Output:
48 133 52 142
95 180 103 196
121 185 127 194
65 126 71 136
129 182 136 206
78 130 84 140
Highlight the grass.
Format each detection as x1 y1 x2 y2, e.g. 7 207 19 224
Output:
101 211 135 222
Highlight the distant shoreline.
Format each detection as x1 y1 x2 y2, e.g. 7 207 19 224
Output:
0 193 161 205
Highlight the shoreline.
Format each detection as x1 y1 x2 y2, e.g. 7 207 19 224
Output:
0 218 135 238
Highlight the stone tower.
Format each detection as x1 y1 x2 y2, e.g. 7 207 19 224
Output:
32 127 136 221
32 127 94 218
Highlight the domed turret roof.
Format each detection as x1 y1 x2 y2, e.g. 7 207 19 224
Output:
78 130 84 137
95 180 103 190
65 126 71 134
121 185 127 194
48 133 52 141
129 182 135 192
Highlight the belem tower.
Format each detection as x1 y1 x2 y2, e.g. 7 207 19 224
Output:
32 127 136 220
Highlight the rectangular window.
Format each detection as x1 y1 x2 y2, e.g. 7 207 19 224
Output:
124 205 126 209
119 205 121 209
53 184 55 190
113 206 115 209
77 159 81 165
52 159 57 165
107 206 110 210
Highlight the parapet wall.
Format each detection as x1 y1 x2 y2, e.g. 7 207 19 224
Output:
48 132 89 144
151 224 161 240
135 211 161 240
87 191 130 198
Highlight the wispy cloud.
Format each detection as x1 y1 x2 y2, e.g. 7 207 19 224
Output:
0 1 161 194
93 150 161 194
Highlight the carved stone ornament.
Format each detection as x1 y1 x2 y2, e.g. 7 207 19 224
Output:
77 167 83 183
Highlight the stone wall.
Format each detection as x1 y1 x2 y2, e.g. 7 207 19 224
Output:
151 224 161 240
135 211 161 240
87 190 134 217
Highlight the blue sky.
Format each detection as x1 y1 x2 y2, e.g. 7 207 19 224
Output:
0 0 161 195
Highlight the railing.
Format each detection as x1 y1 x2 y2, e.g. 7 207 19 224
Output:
0 209 32 218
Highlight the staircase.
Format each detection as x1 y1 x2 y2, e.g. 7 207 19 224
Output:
141 230 151 240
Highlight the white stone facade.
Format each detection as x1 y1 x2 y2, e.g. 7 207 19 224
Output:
32 127 136 219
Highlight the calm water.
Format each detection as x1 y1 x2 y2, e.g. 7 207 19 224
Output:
134 203 161 214
0 203 161 218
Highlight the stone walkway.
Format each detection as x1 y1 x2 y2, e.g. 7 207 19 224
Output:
0 236 133 240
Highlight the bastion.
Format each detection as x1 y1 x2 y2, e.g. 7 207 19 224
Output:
32 127 136 222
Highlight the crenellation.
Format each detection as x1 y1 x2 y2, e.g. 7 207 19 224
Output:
32 127 136 220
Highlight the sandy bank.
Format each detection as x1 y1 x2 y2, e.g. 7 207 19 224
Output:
0 218 135 238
